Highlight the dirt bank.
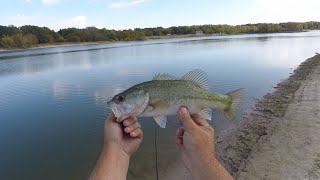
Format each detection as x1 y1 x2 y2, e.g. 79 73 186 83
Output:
216 54 320 179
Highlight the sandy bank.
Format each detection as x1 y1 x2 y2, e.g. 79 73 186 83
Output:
216 54 320 179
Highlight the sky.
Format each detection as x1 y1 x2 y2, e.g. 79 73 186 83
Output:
0 0 320 31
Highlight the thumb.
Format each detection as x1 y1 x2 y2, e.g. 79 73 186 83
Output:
179 107 197 132
106 112 116 124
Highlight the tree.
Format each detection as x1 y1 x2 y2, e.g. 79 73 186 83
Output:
65 33 81 42
23 34 39 47
1 35 15 48
0 25 21 38
11 33 25 48
20 25 56 43
1 22 320 49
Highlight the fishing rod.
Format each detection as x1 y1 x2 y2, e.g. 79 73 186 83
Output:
154 123 159 180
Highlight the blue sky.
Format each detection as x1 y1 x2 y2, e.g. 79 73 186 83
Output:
1 0 319 30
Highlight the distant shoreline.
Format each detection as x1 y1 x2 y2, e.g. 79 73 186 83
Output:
0 41 116 52
0 34 214 53
0 34 224 60
0 31 304 53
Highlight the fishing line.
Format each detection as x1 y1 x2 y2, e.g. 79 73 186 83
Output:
154 123 159 180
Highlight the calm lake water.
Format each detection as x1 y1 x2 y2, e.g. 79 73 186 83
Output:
1 31 320 180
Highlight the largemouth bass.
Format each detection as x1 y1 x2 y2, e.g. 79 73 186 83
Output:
108 69 243 128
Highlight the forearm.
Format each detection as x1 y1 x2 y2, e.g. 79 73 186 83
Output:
89 144 130 180
191 155 233 180
209 158 234 180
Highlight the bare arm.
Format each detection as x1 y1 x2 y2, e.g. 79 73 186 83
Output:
89 113 143 180
90 144 130 180
176 107 234 180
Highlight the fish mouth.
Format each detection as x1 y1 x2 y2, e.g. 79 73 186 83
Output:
107 100 112 107
108 100 122 118
107 101 130 123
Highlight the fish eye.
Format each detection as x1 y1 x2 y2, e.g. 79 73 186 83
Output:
117 95 125 102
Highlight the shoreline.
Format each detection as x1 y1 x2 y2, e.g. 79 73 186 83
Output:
0 31 308 53
1 31 313 61
0 34 216 60
0 34 211 53
216 54 320 178
0 41 117 53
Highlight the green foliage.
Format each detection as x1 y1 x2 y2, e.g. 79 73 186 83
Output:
23 34 39 47
65 33 81 42
139 22 320 35
20 25 56 43
11 33 26 48
0 25 21 38
53 33 65 42
1 35 15 48
0 33 39 48
0 21 320 49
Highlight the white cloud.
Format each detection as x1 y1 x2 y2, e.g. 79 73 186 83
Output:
5 14 89 31
58 16 88 29
7 14 37 26
110 0 147 8
251 0 320 23
25 0 31 3
41 0 60 5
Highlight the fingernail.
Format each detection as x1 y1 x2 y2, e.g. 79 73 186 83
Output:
125 127 130 132
180 107 187 114
131 132 136 136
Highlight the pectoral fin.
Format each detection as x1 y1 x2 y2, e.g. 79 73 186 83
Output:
149 100 167 110
153 116 167 128
199 108 212 120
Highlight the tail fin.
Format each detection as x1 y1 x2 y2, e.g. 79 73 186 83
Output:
224 88 244 121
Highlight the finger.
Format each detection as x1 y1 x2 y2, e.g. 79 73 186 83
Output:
179 107 197 132
176 127 184 138
117 114 131 123
130 128 143 138
124 121 141 133
105 112 116 126
107 112 116 121
177 119 182 126
123 117 137 127
191 114 210 126
176 127 184 147
176 138 183 147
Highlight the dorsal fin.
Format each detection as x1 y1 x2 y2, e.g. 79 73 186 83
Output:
152 73 178 80
181 69 209 89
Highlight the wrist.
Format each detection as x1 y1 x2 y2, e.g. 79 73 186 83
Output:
103 142 131 161
90 143 130 180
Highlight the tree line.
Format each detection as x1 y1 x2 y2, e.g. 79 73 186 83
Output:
1 21 319 49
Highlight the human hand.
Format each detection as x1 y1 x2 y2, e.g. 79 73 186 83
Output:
176 107 216 177
104 113 143 157
176 107 233 180
89 113 143 180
